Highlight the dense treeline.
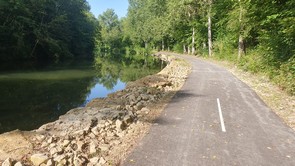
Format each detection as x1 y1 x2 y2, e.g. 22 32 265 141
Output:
0 0 97 64
120 0 294 95
1 0 294 94
94 53 164 89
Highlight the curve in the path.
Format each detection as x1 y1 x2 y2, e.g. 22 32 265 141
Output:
122 54 295 166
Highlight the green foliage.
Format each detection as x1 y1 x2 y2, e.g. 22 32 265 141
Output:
275 57 295 95
0 0 97 66
122 0 295 94
172 43 184 54
238 50 295 95
94 52 164 89
213 34 237 61
238 50 265 73
124 0 171 49
2 0 293 94
209 0 295 95
98 9 123 53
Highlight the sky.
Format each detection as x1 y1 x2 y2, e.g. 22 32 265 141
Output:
86 79 126 102
87 0 129 18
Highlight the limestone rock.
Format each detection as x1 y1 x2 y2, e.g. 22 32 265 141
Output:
89 157 99 164
135 102 144 110
73 155 87 166
97 123 105 129
123 114 133 124
53 154 66 164
115 120 125 131
46 159 54 166
106 131 115 137
14 162 23 166
125 105 133 111
137 96 142 101
141 107 150 114
91 127 99 136
62 140 70 147
89 133 96 139
149 95 156 102
73 130 85 136
36 135 46 142
89 141 97 155
128 95 136 102
0 130 33 161
48 143 57 149
50 147 63 156
89 117 98 129
30 154 49 166
115 105 122 110
99 157 106 165
76 141 86 152
41 142 49 148
99 144 110 151
116 132 125 138
140 94 149 101
47 136 57 144
110 140 121 146
2 158 12 166
104 121 111 128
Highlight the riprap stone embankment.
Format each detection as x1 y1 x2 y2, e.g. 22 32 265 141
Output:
0 53 191 166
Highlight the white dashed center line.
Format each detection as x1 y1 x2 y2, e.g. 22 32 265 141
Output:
217 98 226 132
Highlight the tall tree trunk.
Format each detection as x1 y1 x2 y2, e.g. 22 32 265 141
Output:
144 41 148 55
188 46 191 54
238 0 245 60
30 39 39 57
31 14 44 58
208 0 213 57
192 27 195 55
162 39 165 51
183 44 187 54
238 36 245 60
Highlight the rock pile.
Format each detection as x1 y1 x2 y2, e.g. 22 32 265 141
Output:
0 53 191 166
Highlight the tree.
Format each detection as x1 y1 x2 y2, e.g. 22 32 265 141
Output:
98 9 122 54
0 0 97 66
237 0 246 60
207 0 213 57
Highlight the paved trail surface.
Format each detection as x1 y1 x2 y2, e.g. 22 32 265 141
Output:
122 54 295 166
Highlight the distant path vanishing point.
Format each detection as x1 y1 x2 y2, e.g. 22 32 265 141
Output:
122 53 295 166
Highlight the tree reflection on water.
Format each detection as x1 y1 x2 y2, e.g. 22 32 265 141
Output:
0 54 164 133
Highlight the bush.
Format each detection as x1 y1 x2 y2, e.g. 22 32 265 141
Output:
172 43 184 54
238 49 294 95
274 57 295 95
238 50 265 73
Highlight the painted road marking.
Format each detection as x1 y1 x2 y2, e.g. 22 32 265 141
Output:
217 98 226 132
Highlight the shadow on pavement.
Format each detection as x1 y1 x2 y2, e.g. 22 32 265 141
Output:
171 90 206 103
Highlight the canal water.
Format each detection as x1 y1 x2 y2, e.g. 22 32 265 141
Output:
0 54 164 133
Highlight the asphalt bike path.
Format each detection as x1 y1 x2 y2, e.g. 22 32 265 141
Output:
122 54 295 166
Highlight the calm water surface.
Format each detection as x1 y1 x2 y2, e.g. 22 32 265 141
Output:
0 55 163 133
